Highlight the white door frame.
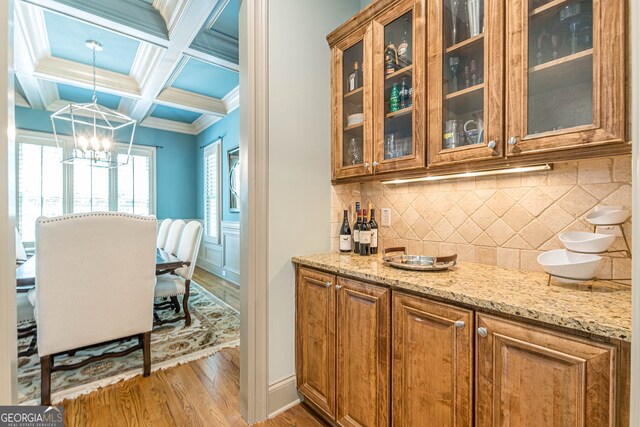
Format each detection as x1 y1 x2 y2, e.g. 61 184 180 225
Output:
0 0 18 405
239 0 269 423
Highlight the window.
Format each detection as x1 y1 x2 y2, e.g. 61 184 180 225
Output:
16 131 156 243
204 140 221 244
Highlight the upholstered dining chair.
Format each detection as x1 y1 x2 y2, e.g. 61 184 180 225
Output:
156 218 173 250
31 212 157 405
163 219 185 256
154 221 203 327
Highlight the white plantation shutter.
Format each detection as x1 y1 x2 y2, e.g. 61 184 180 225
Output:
17 141 64 242
204 141 221 243
16 132 156 243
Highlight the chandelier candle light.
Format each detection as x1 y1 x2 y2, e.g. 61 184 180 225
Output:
50 40 136 168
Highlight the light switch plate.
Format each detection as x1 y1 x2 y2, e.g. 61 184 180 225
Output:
381 208 391 227
595 225 622 237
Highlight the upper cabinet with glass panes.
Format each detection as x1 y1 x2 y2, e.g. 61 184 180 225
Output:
327 0 628 182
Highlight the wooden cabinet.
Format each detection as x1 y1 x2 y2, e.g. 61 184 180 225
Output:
295 267 629 426
392 293 473 427
336 277 390 427
476 313 617 426
295 267 390 426
505 0 626 157
329 0 427 181
427 0 504 166
295 267 337 418
328 0 628 180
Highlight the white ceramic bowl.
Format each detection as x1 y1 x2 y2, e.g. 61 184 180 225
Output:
537 249 602 283
585 209 630 226
558 231 616 254
347 113 364 126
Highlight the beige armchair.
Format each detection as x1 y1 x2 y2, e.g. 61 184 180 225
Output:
33 212 157 405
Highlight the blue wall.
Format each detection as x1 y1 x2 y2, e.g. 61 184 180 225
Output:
15 106 198 219
196 108 240 222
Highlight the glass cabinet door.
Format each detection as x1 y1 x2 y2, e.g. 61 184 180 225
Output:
505 0 625 156
331 27 373 180
428 0 504 166
372 0 426 174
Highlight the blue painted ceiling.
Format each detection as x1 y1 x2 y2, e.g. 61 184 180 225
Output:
57 83 122 110
171 57 238 99
210 0 238 40
150 104 202 124
44 11 140 75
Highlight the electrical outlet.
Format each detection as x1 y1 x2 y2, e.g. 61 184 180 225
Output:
381 208 391 227
222 270 226 276
595 225 623 237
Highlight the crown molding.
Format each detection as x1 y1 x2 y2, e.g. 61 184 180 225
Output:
183 47 239 73
222 85 239 113
156 86 226 116
130 42 166 92
192 114 221 134
34 56 142 98
152 0 183 33
14 91 30 108
140 116 198 134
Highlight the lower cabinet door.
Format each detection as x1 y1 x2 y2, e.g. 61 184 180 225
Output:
296 267 337 419
392 293 473 427
476 313 617 427
336 277 390 427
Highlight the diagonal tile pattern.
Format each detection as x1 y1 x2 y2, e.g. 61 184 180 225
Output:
331 156 632 279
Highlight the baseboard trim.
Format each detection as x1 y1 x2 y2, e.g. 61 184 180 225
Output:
267 375 300 419
196 258 240 285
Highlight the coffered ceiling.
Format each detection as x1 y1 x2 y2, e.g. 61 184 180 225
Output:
14 0 239 135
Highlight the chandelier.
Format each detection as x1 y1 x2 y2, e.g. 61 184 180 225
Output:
50 40 136 168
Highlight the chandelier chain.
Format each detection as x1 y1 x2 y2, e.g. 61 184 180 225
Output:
91 44 97 103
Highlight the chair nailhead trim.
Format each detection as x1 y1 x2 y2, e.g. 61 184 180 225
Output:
38 212 157 224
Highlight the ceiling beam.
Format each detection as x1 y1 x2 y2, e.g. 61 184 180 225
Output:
155 87 226 116
128 0 222 121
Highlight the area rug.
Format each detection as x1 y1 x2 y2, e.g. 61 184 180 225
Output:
17 281 240 405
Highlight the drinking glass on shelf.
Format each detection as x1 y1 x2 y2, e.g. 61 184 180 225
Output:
449 56 460 92
349 137 362 165
449 0 461 45
386 134 397 159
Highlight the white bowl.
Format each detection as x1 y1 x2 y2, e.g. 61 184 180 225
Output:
559 231 616 254
585 209 630 226
347 113 364 126
537 249 602 283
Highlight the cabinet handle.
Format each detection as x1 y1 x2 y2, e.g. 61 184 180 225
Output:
508 136 517 146
454 320 465 329
325 281 332 288
477 327 488 337
335 284 342 290
487 140 496 149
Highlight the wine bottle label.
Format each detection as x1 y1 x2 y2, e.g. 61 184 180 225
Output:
370 229 378 248
360 230 371 245
348 74 355 92
354 230 360 242
340 235 352 250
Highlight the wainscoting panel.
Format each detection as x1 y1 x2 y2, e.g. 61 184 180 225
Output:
197 221 240 284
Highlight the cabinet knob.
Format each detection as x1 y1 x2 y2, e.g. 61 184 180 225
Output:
487 140 496 149
364 162 370 169
508 136 517 145
335 284 342 290
325 281 332 288
454 320 465 329
477 327 488 337
372 161 379 167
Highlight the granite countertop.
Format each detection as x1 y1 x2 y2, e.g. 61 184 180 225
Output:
291 253 632 342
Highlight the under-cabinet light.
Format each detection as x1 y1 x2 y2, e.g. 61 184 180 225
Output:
381 164 553 185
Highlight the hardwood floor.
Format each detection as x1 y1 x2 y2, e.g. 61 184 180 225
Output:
62 268 325 426
193 267 240 311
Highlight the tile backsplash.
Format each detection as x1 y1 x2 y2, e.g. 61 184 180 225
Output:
331 155 632 279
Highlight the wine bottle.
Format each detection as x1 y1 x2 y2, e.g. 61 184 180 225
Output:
339 210 352 253
348 61 360 92
384 42 398 75
353 207 361 254
369 209 378 255
359 209 371 256
399 78 407 109
390 83 400 113
398 28 409 67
